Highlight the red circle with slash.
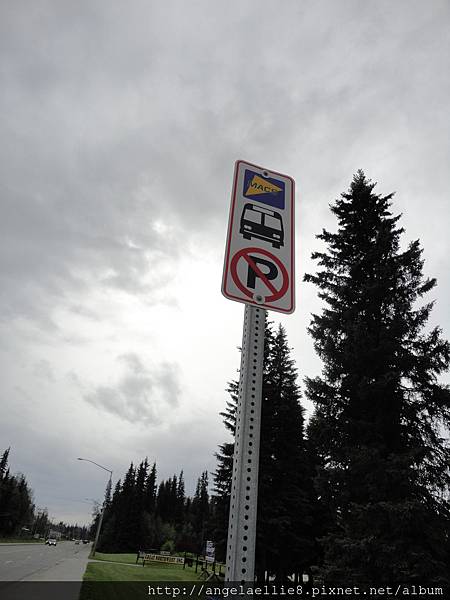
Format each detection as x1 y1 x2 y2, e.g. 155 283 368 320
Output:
230 247 289 302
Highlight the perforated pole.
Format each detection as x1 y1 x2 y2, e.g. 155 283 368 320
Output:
225 304 265 583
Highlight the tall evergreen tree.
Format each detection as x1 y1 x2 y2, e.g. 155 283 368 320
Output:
145 462 157 514
104 476 112 507
213 322 317 578
257 323 317 580
157 477 178 523
16 475 34 533
175 470 186 526
33 508 50 538
0 448 35 537
305 171 450 583
191 471 209 552
211 380 238 560
170 474 178 522
131 459 148 548
114 463 136 551
98 479 121 551
98 462 164 553
0 448 10 481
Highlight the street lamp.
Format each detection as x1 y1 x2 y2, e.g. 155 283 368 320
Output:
77 457 112 557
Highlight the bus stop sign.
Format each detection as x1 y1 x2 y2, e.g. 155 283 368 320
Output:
222 160 295 314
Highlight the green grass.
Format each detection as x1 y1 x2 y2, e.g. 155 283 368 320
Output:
80 560 201 600
90 552 139 565
90 552 225 576
80 554 227 600
84 561 198 581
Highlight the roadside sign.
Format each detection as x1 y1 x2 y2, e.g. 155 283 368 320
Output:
205 540 215 563
222 160 295 313
143 554 185 566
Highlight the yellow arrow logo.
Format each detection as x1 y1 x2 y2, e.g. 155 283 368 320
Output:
246 174 283 196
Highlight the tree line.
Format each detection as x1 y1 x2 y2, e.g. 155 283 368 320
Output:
97 461 210 554
0 447 89 540
0 448 34 538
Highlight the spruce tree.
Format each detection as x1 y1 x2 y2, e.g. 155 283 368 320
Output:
214 381 238 505
33 509 50 538
156 480 168 522
170 475 178 522
99 479 120 551
145 462 157 514
257 323 317 580
211 380 238 560
191 471 209 552
175 470 185 526
104 477 112 506
305 171 450 583
0 448 10 481
156 477 179 524
0 449 35 537
98 462 162 553
213 322 317 578
114 463 136 551
131 459 148 548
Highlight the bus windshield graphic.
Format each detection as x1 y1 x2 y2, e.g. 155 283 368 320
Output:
239 203 284 249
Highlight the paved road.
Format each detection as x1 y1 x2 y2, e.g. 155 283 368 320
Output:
0 541 91 581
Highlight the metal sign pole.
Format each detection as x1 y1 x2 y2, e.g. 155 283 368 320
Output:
225 303 265 582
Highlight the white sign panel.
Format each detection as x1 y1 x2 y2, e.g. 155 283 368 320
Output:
222 160 295 314
143 554 184 565
205 540 215 563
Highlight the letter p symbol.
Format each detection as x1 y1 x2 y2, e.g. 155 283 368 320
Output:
247 256 278 289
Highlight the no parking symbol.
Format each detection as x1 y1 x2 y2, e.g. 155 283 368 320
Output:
230 247 289 304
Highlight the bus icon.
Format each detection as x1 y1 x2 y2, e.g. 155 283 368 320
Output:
239 203 284 249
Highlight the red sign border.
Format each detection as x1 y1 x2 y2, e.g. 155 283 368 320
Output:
230 247 289 302
222 160 295 314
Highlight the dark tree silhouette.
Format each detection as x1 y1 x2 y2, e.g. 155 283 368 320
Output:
305 171 450 583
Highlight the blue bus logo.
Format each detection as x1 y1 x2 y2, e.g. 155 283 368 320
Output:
243 169 285 210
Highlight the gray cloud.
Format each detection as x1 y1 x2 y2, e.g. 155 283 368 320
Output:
32 359 55 382
1 0 449 524
84 353 180 424
1 0 449 333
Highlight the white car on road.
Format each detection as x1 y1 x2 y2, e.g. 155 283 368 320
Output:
46 538 57 546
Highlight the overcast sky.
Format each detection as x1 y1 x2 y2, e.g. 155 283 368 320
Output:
1 0 449 525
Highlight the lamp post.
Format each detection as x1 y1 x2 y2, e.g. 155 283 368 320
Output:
77 457 112 557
